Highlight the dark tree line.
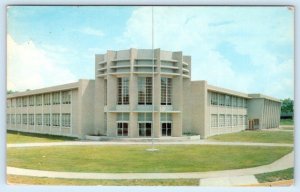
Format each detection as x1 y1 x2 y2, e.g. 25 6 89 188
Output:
281 98 293 114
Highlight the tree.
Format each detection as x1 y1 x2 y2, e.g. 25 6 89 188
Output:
281 98 293 114
7 90 17 94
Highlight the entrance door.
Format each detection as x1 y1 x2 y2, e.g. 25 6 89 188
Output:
161 122 172 136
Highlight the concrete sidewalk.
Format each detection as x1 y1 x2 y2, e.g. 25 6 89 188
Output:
199 175 259 186
7 140 294 148
7 151 294 181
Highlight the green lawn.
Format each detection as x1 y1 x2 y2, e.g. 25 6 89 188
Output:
280 119 294 125
7 175 198 186
255 168 294 183
7 131 77 144
209 130 294 144
7 145 292 173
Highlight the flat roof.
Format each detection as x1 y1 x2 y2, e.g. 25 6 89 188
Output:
248 94 281 103
207 84 251 99
7 81 81 98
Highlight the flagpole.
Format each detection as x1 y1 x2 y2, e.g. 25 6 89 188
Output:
147 6 158 152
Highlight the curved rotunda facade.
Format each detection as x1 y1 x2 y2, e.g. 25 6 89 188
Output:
94 48 191 138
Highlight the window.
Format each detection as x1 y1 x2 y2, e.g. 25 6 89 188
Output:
16 98 22 107
36 114 42 125
243 99 248 108
11 114 15 124
211 114 218 127
138 77 152 105
161 77 172 105
11 99 16 107
44 94 51 105
22 97 27 107
62 91 71 104
237 98 243 107
16 114 21 124
52 113 60 126
29 96 35 106
7 114 10 124
62 113 71 127
225 95 231 106
219 114 225 127
36 95 43 106
211 92 218 105
219 94 225 106
117 122 128 136
43 114 51 126
117 77 129 105
226 114 232 126
22 114 27 125
29 114 34 125
232 97 237 107
52 92 60 105
233 115 237 126
138 113 152 137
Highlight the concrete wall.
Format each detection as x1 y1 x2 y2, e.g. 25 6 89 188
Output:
6 80 95 139
205 91 248 138
78 79 95 137
184 81 207 138
7 86 79 137
247 96 281 129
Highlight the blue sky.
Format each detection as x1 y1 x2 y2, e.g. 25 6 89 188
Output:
7 6 294 99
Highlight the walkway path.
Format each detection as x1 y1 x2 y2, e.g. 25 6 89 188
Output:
7 140 294 148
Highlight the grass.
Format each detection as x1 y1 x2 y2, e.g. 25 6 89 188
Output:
280 119 294 126
255 168 294 183
7 175 199 186
209 130 294 144
7 145 292 173
7 131 77 144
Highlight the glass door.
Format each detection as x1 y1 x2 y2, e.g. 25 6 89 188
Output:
161 122 172 136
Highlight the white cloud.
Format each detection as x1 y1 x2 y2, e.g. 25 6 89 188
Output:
119 6 293 98
80 27 104 37
7 34 77 91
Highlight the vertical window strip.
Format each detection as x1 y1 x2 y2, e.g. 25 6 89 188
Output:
43 114 51 126
62 113 71 127
29 114 34 125
138 77 152 105
22 114 27 125
52 92 60 105
211 114 218 127
117 78 129 105
161 77 172 105
11 114 15 124
52 113 60 127
22 97 27 107
62 91 71 104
